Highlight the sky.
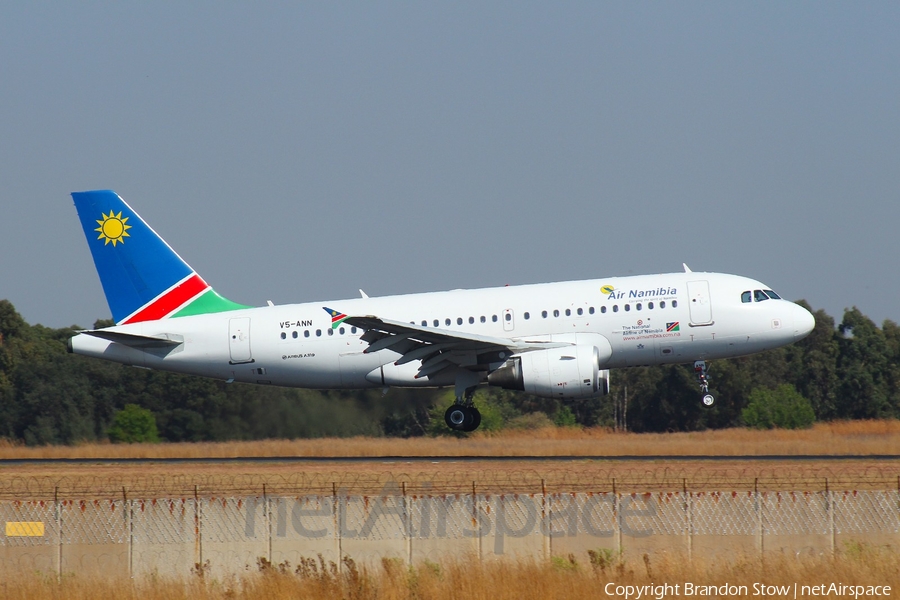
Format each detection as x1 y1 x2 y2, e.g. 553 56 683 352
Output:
1 3 899 329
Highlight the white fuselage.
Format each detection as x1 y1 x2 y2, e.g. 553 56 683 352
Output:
69 271 814 389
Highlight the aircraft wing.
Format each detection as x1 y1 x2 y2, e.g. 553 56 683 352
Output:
336 311 567 379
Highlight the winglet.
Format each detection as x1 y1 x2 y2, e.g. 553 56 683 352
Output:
682 263 692 273
323 307 349 330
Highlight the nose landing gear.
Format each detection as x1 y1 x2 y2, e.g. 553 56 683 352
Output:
694 360 715 406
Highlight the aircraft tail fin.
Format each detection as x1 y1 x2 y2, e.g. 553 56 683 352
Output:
72 190 250 325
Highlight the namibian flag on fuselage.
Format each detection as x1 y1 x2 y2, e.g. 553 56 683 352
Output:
72 190 249 325
323 307 349 329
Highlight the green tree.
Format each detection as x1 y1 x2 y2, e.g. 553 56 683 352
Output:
836 308 891 419
742 384 815 429
790 303 840 419
107 404 160 443
553 405 578 427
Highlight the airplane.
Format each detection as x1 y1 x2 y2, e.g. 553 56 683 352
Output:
67 190 816 432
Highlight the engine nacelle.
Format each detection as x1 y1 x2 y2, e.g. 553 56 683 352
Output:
487 336 612 399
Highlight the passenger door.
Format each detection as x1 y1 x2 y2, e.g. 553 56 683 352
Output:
228 317 253 364
687 280 713 325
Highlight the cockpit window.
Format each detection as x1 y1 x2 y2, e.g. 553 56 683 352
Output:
764 289 781 299
741 291 752 303
754 289 769 302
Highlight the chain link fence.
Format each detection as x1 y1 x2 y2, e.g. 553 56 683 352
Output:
2 474 899 578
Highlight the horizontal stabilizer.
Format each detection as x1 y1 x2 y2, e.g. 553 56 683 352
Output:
82 330 184 349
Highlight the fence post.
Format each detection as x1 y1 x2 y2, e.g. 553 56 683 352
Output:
55 486 62 581
333 482 342 572
123 486 133 578
541 479 550 561
755 478 763 557
264 483 272 564
826 479 834 556
613 478 622 558
402 482 412 566
194 484 202 568
684 479 692 562
473 481 482 561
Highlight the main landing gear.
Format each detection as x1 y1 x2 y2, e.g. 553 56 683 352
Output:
445 385 481 432
694 360 715 406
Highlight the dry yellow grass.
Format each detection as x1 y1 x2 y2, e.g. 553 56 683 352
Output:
1 421 898 498
2 550 898 599
2 420 900 460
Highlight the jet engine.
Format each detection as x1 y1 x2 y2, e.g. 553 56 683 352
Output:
487 334 612 400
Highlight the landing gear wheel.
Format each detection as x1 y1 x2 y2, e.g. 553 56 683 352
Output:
444 405 481 432
702 394 715 406
468 407 482 431
445 405 470 430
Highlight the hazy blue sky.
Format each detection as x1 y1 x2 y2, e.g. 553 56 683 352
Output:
2 3 898 329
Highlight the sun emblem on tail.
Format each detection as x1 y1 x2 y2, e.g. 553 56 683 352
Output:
95 211 132 246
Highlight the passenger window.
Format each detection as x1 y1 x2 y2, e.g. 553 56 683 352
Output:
456 317 462 325
648 302 654 309
445 318 451 326
589 307 595 314
468 317 475 324
660 301 666 309
316 329 322 337
636 303 642 311
524 312 530 320
480 316 486 323
434 320 439 327
764 289 781 300
422 320 427 326
672 300 678 308
600 306 606 314
624 304 631 312
327 329 333 336
542 310 548 318
565 309 571 316
292 331 298 339
553 309 560 317
613 305 619 313
280 332 286 340
741 291 752 303
505 313 512 321
754 290 769 302
351 327 357 334
305 330 311 338
577 308 583 316
339 327 345 335
492 315 498 322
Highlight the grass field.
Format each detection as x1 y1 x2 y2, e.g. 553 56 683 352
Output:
1 421 898 497
4 549 898 599
2 420 900 460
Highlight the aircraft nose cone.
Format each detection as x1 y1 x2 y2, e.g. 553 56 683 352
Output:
793 304 815 340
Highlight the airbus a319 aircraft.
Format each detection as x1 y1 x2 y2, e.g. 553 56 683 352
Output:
68 190 815 431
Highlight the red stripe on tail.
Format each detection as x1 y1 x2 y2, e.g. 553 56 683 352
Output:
122 274 208 324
